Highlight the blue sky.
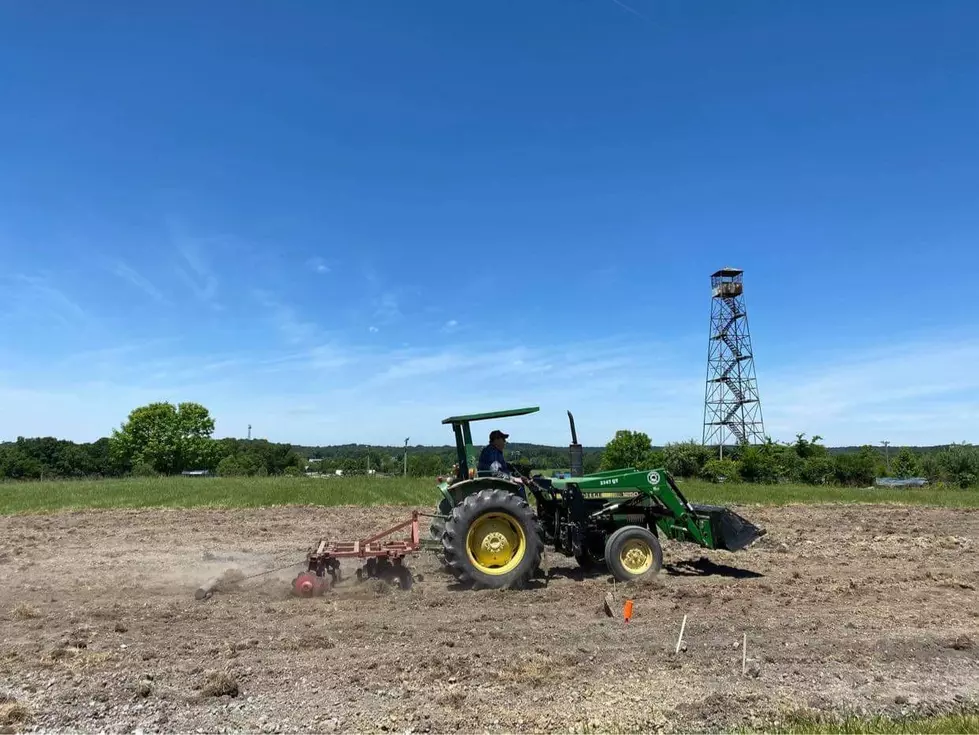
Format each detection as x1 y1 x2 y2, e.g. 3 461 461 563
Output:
1 0 977 448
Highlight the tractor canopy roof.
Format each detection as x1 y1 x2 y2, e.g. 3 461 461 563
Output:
441 406 539 425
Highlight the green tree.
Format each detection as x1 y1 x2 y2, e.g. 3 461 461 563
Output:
739 444 779 483
799 456 835 485
600 430 655 471
792 433 828 459
407 453 444 477
217 455 245 476
109 401 217 475
892 447 920 479
934 442 978 488
833 446 878 486
662 440 712 478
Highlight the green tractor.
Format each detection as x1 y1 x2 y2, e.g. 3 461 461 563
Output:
428 406 766 589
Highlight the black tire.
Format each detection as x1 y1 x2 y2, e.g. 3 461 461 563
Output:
441 487 542 590
428 496 453 542
428 496 453 568
604 525 663 583
575 545 607 571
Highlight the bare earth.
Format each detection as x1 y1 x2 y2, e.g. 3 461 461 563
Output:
1 503 978 733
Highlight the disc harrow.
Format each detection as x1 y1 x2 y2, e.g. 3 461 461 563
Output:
292 511 424 597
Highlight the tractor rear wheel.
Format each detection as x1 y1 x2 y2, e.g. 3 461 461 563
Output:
441 488 542 589
604 525 663 583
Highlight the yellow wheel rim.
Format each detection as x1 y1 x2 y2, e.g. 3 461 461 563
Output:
619 539 653 575
466 512 526 575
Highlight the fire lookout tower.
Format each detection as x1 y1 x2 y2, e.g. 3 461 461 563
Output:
702 267 766 455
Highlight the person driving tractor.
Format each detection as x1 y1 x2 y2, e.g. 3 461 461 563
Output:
478 429 528 496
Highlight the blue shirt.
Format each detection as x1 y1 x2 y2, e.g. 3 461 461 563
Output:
477 444 511 474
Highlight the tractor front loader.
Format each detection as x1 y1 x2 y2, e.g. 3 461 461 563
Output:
429 406 766 590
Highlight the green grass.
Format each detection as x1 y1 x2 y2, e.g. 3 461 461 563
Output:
0 475 976 515
0 475 438 514
753 712 979 734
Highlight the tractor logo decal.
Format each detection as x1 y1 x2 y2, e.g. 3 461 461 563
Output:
583 491 642 499
647 471 660 485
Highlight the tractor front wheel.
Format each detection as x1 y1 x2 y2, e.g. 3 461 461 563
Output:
604 525 663 583
441 488 542 589
574 542 606 571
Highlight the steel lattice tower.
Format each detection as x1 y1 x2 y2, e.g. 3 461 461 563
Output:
702 267 765 454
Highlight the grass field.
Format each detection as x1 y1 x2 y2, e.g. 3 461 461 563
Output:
1 474 977 514
756 712 979 734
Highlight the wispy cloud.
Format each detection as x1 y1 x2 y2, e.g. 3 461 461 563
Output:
1 327 977 447
56 338 181 371
253 290 322 345
306 257 331 274
608 0 650 22
0 272 89 327
110 262 168 303
168 222 221 308
373 291 401 323
359 262 411 326
759 334 979 446
362 263 380 287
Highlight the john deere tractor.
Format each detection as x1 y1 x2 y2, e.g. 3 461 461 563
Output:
428 406 765 589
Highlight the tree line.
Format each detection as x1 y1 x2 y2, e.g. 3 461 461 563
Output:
0 401 610 481
0 401 976 488
600 430 979 489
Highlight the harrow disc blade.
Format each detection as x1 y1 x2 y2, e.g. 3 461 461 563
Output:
292 571 328 597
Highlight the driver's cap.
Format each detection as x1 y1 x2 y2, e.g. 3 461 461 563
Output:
489 429 509 441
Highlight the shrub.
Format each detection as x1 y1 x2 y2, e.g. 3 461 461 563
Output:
799 456 834 485
662 440 712 478
700 458 742 483
131 461 157 477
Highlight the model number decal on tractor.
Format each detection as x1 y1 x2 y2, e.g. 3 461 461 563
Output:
599 478 619 486
583 491 642 499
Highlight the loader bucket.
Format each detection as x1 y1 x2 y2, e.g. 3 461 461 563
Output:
690 504 766 552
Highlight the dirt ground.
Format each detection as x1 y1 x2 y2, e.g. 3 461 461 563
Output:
1 502 978 734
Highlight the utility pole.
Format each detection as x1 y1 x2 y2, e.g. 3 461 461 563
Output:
404 437 409 477
881 440 890 475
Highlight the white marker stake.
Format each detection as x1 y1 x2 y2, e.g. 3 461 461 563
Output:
742 633 747 675
675 614 687 654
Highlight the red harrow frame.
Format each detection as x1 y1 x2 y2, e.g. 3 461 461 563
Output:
292 511 427 596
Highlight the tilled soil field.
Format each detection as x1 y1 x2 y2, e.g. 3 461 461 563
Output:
1 503 978 733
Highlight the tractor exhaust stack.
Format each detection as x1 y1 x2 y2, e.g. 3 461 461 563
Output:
568 410 583 477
